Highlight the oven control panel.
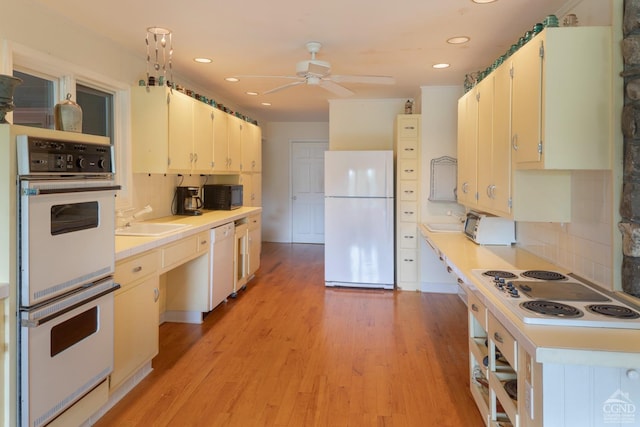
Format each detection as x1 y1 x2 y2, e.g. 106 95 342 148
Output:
17 135 114 175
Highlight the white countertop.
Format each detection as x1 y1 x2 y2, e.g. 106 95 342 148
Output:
420 224 640 368
115 207 261 261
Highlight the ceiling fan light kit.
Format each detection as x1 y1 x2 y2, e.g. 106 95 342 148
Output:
238 41 395 97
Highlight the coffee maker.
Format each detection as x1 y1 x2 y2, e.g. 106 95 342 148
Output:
175 186 202 216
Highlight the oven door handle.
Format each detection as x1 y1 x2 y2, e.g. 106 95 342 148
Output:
25 185 121 196
21 282 121 328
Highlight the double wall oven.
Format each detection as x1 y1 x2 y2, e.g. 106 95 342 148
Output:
17 134 120 427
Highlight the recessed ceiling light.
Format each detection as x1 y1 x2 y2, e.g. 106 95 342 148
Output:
433 63 451 69
246 91 258 96
261 102 271 106
447 36 470 44
225 77 239 82
472 0 497 3
194 57 212 63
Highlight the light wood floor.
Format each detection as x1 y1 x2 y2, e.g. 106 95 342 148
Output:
94 243 483 427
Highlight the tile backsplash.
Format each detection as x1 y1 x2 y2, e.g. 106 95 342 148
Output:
516 170 613 289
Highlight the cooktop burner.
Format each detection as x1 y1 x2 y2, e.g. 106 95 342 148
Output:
471 269 640 329
521 270 567 281
483 270 518 279
520 300 584 318
586 304 640 319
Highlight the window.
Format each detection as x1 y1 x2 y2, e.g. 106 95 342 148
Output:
12 70 56 129
11 46 131 206
76 84 113 139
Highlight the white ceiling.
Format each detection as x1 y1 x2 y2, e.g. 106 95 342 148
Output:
36 0 580 122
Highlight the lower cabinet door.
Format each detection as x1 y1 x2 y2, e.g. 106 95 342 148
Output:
111 276 159 390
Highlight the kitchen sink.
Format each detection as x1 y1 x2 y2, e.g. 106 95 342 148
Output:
424 222 463 233
115 222 191 237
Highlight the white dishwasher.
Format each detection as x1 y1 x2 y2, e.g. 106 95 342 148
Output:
209 222 235 311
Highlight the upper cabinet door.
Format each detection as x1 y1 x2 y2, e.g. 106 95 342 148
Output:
511 37 543 167
212 108 229 172
192 101 214 173
167 91 195 173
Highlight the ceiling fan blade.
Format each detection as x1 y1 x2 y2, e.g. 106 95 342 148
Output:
235 74 301 80
263 80 305 95
330 74 396 85
319 80 354 97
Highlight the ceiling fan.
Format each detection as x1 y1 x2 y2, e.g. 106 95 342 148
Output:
238 41 395 97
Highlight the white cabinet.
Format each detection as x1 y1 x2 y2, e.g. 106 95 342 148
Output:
241 121 262 173
233 221 249 293
132 87 263 178
511 27 611 170
395 114 421 290
112 250 160 391
457 27 610 222
457 90 478 206
131 86 214 174
247 213 261 278
467 294 519 426
476 65 512 217
225 115 243 173
164 231 210 319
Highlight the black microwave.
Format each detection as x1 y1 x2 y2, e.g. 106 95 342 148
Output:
203 184 243 210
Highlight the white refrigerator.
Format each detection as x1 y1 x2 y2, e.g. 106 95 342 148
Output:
324 150 395 289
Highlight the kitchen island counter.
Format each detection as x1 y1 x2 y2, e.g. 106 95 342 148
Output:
115 207 261 261
420 224 640 367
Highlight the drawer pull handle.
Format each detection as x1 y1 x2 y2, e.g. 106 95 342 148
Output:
404 148 415 151
404 126 415 130
471 303 479 312
446 266 453 273
404 211 414 215
201 240 208 245
493 332 504 344
404 190 414 194
404 258 414 262
133 266 143 273
404 235 414 239
404 169 414 173
457 278 464 285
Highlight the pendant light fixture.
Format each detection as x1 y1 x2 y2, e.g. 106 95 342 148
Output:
145 26 173 88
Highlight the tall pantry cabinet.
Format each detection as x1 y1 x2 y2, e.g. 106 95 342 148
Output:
395 115 421 291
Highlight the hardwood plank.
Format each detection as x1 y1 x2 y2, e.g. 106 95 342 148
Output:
95 243 483 426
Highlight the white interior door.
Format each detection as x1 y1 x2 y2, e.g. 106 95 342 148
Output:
291 141 328 243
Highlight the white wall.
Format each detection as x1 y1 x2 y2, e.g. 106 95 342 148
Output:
262 121 329 242
328 98 406 150
420 86 464 222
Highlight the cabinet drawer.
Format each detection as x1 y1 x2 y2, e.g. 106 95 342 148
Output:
397 116 420 138
161 235 199 271
468 291 487 331
115 250 159 289
398 249 418 282
398 223 418 249
397 139 418 159
489 313 517 370
196 231 210 254
398 201 418 222
398 160 419 180
399 181 418 201
248 214 261 230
